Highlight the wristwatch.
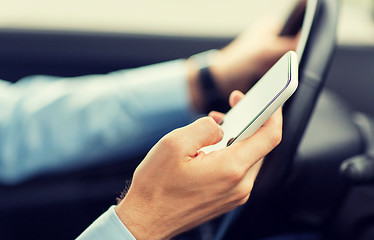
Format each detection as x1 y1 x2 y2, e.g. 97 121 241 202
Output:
189 50 229 113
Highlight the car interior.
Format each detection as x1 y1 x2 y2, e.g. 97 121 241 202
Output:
1 0 374 239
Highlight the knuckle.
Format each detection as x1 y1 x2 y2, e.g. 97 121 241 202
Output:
159 133 178 150
237 193 251 206
234 190 248 202
270 128 282 147
233 183 253 205
200 117 221 138
226 165 246 185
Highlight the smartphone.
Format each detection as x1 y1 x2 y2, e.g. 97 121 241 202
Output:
201 51 298 154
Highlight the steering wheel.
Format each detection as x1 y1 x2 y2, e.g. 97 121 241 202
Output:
215 0 340 239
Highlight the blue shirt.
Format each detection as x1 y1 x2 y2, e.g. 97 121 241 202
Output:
0 59 200 239
0 59 198 184
77 206 136 240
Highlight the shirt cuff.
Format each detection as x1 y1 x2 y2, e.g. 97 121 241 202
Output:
77 206 136 240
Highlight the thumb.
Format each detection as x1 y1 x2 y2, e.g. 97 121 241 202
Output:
174 117 224 156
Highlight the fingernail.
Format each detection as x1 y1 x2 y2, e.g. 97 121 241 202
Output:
218 119 224 125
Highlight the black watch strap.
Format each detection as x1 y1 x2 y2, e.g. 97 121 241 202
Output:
199 67 229 113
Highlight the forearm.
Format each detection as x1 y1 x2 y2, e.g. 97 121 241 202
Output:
0 60 197 184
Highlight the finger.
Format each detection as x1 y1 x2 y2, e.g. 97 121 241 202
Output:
261 107 282 128
229 90 245 108
173 117 224 156
226 108 283 169
234 159 264 205
208 111 225 124
244 158 264 186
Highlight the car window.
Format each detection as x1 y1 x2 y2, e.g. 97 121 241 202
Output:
0 0 298 37
338 0 374 46
1 0 373 45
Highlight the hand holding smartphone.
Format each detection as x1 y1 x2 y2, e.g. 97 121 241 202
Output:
201 51 298 154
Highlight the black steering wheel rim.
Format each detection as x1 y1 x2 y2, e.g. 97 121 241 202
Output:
216 0 340 239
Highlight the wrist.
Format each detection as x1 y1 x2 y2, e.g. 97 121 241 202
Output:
209 48 259 97
186 59 205 113
115 194 174 240
187 50 229 113
198 67 229 113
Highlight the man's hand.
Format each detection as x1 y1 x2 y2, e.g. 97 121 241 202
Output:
115 91 282 240
211 20 299 98
187 20 298 112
